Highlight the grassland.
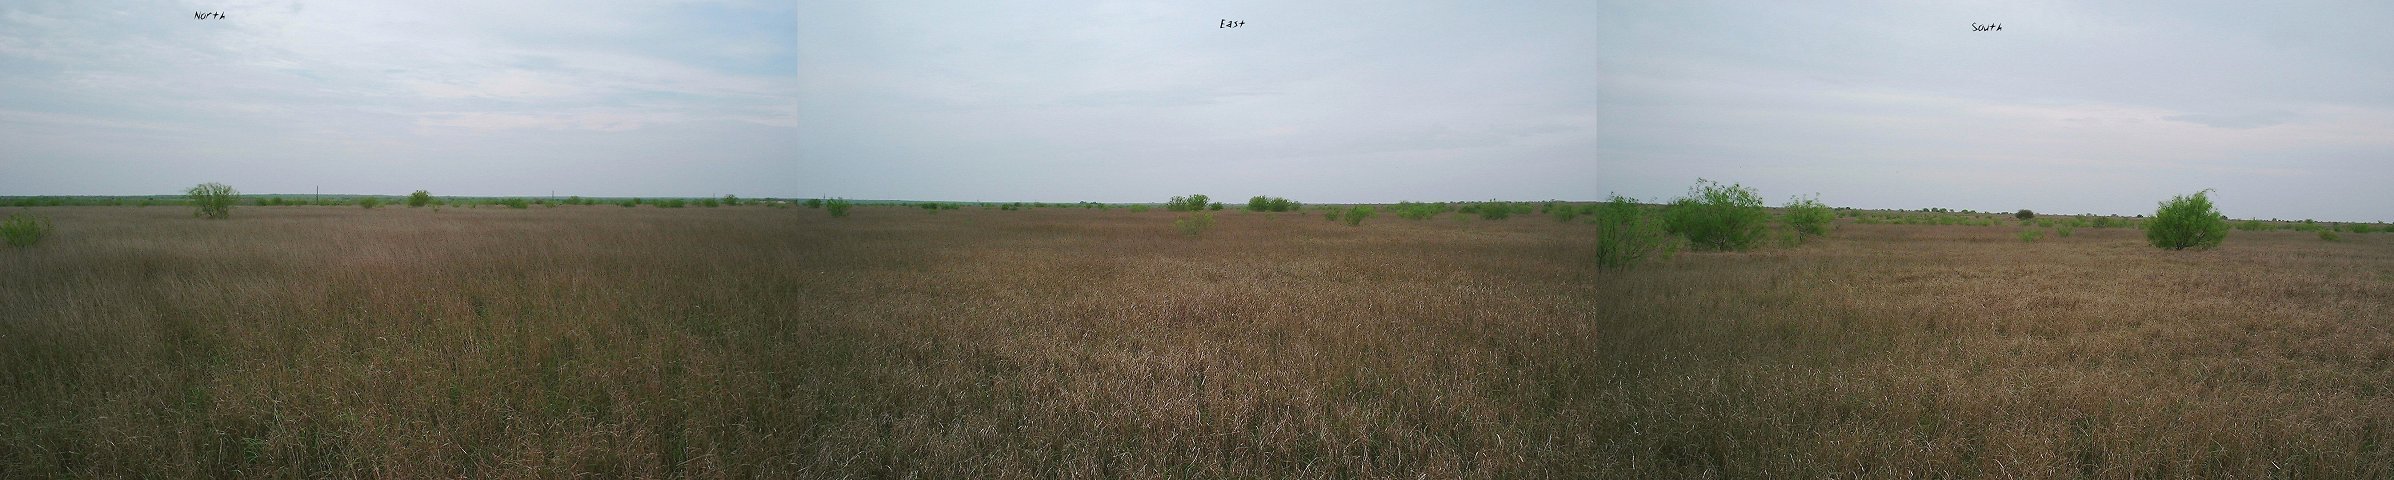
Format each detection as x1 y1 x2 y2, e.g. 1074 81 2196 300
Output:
1599 220 2394 477
0 205 1602 477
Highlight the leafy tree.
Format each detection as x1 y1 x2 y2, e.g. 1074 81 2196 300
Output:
826 198 853 217
1662 179 1768 251
1596 195 1669 269
2015 209 2035 220
1783 194 1834 236
408 190 433 207
186 182 238 219
2145 189 2228 250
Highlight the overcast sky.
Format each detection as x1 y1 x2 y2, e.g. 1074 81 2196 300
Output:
1600 1 2394 223
0 0 795 198
800 1 1597 204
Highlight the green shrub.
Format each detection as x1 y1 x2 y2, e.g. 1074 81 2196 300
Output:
408 190 432 207
2146 189 2228 250
1166 194 1210 212
2353 224 2378 234
1394 201 1442 220
1341 206 1374 226
620 201 637 208
2 212 53 248
498 198 529 209
1129 204 1150 213
1207 202 1224 211
2321 230 2342 242
186 182 238 219
2235 220 2268 231
722 195 741 206
826 198 852 217
2019 229 2044 243
1550 205 1580 223
1662 179 1769 251
1596 195 1671 269
1782 194 1833 236
699 199 720 208
358 197 381 209
2056 225 2074 237
1478 201 1513 220
804 198 823 209
1175 212 1214 236
2016 209 2035 220
2090 216 2116 228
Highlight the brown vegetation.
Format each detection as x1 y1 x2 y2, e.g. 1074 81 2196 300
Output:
0 205 1601 477
1598 221 2394 477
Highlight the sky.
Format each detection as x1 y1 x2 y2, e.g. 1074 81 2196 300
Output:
799 1 1597 204
1 1 1598 204
0 0 796 198
1600 1 2394 223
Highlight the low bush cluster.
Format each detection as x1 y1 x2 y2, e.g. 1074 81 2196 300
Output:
2 212 52 247
1662 179 1768 251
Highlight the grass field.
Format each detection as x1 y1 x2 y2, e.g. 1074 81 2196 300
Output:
0 205 1603 477
18 205 2383 477
1599 220 2394 477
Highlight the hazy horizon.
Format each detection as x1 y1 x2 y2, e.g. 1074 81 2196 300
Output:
1599 1 2394 224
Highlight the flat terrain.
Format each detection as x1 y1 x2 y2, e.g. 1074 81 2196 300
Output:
1599 221 2394 477
0 206 1602 477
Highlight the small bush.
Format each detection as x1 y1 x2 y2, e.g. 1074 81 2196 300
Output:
1394 201 1443 220
804 198 823 209
2146 189 2228 250
1662 179 1769 251
2016 209 2035 220
1550 205 1580 223
722 195 741 206
2349 224 2376 234
408 190 432 207
1341 206 1374 226
1478 201 1513 220
358 197 381 209
187 182 238 219
699 199 720 208
1596 195 1670 269
2056 225 2074 237
2320 230 2341 242
2 212 53 248
826 198 852 217
1207 202 1223 211
657 199 686 208
1175 212 1214 236
499 198 530 209
2019 229 2044 243
1166 194 1210 212
1129 204 1150 213
1783 194 1833 236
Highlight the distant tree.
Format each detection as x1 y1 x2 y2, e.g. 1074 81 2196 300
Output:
408 190 433 207
2146 189 2228 250
186 182 238 219
1784 195 1834 237
826 198 853 217
1661 179 1768 251
1208 202 1223 211
2016 209 2035 220
804 198 823 208
723 194 741 206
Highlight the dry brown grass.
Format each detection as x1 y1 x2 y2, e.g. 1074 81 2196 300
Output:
0 206 1602 477
1598 221 2394 477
